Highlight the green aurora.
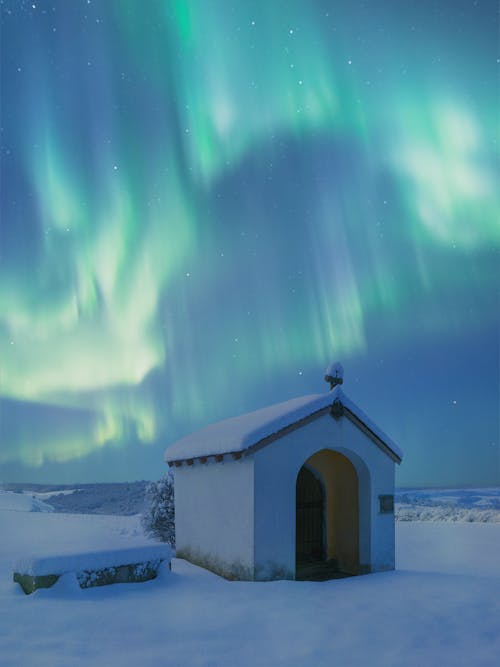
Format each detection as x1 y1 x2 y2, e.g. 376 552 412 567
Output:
0 0 498 484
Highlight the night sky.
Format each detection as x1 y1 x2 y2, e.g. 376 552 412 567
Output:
1 0 498 486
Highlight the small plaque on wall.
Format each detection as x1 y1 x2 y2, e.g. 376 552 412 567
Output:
379 494 394 514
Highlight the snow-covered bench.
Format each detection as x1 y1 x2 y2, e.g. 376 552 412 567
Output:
13 544 172 594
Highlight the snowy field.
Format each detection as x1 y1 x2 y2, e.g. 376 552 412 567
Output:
1 489 499 667
395 487 500 523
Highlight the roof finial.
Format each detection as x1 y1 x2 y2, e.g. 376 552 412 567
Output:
325 361 344 390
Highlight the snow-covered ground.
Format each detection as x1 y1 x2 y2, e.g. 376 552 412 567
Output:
395 487 500 523
0 489 499 667
0 490 55 513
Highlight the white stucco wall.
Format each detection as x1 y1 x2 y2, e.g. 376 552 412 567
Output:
253 413 395 579
173 457 254 579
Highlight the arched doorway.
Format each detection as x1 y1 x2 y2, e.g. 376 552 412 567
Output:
296 450 360 580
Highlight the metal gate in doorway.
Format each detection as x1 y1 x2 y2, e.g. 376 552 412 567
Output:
296 466 324 565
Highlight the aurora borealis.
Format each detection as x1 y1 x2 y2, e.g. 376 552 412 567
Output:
1 0 498 485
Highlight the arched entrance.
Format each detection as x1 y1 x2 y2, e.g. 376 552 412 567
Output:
296 450 360 580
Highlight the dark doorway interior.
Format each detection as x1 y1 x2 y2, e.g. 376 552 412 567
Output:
296 466 324 571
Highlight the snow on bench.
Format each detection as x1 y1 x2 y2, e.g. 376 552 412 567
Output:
13 544 172 594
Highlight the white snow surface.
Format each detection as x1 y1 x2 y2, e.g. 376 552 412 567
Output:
0 490 54 513
1 489 500 666
1 491 170 576
15 544 172 577
31 489 81 499
165 386 402 462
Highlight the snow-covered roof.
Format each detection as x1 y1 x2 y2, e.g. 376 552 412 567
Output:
165 385 402 464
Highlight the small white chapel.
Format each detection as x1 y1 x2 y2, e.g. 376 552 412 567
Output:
165 363 402 581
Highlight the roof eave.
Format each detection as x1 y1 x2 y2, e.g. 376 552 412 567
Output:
342 405 402 464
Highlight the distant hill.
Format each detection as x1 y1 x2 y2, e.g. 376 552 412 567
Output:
0 481 149 516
